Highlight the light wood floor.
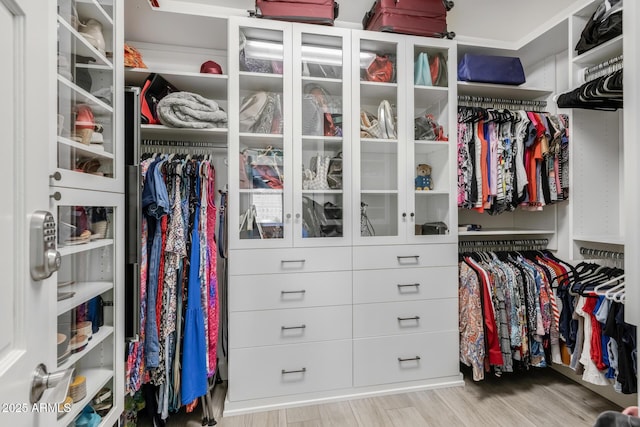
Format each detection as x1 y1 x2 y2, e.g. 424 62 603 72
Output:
139 368 624 427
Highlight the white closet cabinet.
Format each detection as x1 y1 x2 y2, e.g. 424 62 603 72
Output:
351 31 457 246
226 18 461 416
54 0 124 425
55 0 123 194
351 31 459 389
226 17 354 411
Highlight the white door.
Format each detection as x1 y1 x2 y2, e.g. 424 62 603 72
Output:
0 0 57 426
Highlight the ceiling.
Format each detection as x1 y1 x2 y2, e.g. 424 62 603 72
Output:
125 0 579 50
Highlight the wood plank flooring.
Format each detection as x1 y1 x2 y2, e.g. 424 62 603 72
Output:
138 368 625 427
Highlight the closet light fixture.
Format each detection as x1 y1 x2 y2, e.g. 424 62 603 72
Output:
244 38 377 68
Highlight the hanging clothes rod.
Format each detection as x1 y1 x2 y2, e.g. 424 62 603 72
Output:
579 246 624 260
458 238 548 252
584 55 623 82
141 139 228 149
458 96 547 112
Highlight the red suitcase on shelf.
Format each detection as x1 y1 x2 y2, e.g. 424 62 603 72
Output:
362 0 455 39
254 0 339 25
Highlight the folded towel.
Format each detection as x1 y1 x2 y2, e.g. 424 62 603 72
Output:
157 91 228 128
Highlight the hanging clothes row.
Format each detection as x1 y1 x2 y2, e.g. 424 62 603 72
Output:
459 244 637 395
125 152 220 420
556 253 635 394
457 107 569 214
555 68 623 110
459 246 569 380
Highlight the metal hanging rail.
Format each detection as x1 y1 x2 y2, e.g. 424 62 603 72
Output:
579 246 624 260
584 54 623 82
457 95 547 112
141 139 228 155
458 238 548 252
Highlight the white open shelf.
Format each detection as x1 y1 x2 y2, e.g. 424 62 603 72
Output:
301 190 343 194
141 125 228 143
125 68 228 100
238 189 284 194
58 282 113 316
58 75 113 114
301 76 342 94
57 16 113 68
414 190 449 195
573 35 623 66
573 235 625 246
58 238 114 257
58 137 114 161
75 0 114 28
459 228 556 236
58 326 114 370
57 368 113 426
360 190 399 194
239 72 283 92
457 82 553 100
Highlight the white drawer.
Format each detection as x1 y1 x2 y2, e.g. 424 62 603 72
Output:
353 267 457 304
353 299 457 338
353 244 456 270
353 331 459 387
230 271 352 311
228 340 352 401
230 247 351 275
230 305 352 348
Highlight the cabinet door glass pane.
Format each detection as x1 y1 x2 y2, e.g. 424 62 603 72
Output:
412 46 451 236
57 0 115 179
238 26 285 240
359 39 399 237
300 32 344 239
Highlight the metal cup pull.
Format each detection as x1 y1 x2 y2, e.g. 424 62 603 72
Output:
30 363 75 404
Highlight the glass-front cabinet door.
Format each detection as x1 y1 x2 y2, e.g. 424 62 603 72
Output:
352 31 407 245
53 188 123 426
229 18 292 249
406 38 457 243
293 25 351 247
55 0 121 193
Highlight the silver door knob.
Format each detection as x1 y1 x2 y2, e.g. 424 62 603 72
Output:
30 364 74 404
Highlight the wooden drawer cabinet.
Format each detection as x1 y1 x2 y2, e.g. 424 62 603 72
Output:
228 340 352 401
353 267 457 303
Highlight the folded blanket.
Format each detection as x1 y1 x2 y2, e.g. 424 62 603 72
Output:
157 91 228 128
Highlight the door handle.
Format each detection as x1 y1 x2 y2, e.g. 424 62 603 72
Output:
30 364 75 404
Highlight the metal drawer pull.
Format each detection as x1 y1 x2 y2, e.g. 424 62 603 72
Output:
397 316 420 321
397 255 420 260
281 259 306 263
281 290 306 295
281 324 306 330
398 356 421 362
282 367 307 375
397 283 420 289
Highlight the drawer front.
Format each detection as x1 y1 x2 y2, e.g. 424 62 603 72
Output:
353 331 459 387
229 247 351 275
353 299 457 338
230 305 352 348
353 244 456 270
230 271 352 311
353 267 457 304
228 340 352 401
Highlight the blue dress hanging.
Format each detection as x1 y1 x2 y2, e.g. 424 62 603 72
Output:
181 172 208 405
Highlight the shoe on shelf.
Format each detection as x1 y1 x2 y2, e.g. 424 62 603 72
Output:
78 19 106 56
74 104 95 145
